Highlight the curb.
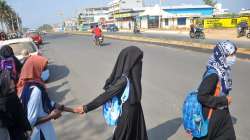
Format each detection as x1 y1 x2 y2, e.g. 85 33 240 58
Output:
67 32 250 60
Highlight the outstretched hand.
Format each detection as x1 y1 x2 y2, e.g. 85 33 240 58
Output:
74 106 85 114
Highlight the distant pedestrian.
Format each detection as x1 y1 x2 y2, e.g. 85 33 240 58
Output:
17 55 76 140
194 40 237 140
75 46 148 140
0 70 31 140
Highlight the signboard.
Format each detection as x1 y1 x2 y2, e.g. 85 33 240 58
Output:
114 13 137 18
203 16 250 28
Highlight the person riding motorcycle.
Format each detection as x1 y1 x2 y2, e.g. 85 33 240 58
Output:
190 23 195 33
91 25 103 46
189 23 205 39
92 25 102 40
237 21 248 37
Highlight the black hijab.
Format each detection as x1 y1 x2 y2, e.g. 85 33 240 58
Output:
0 45 22 74
104 46 143 104
0 45 15 58
0 70 31 131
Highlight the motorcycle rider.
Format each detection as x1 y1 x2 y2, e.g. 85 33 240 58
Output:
237 21 248 37
190 23 195 34
92 25 102 41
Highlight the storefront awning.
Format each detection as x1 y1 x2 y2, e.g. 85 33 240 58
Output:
114 13 138 18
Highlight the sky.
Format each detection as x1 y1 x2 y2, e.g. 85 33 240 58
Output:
6 0 250 28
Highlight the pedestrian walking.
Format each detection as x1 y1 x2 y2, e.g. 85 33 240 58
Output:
75 46 148 140
194 40 237 140
17 55 76 140
0 70 31 140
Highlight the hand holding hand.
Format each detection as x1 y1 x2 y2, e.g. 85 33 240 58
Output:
49 109 62 120
74 106 85 114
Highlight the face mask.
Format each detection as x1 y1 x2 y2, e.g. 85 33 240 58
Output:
41 69 50 81
226 55 236 67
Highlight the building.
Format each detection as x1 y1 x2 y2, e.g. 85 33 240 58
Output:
113 8 144 29
140 5 214 29
240 9 250 15
78 7 109 25
108 0 144 15
64 18 78 31
213 3 230 16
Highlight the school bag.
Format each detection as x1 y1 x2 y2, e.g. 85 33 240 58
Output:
0 57 17 80
182 69 221 138
103 76 130 126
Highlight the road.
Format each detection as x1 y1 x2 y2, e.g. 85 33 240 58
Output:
104 31 250 49
41 33 250 140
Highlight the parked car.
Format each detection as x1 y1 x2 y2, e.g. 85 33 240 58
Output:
107 24 119 32
0 38 50 81
25 31 43 45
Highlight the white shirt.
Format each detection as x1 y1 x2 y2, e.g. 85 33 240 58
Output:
27 86 57 140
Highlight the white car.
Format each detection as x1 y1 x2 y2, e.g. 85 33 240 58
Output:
0 38 50 81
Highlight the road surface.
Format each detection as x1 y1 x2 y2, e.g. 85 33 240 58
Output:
41 33 250 140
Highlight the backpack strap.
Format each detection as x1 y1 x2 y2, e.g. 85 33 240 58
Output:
121 76 130 104
207 81 221 119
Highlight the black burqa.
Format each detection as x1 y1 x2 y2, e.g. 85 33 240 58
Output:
85 46 148 140
0 71 31 140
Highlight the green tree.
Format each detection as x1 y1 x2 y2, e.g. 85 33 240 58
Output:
203 0 217 7
38 24 53 32
0 0 22 32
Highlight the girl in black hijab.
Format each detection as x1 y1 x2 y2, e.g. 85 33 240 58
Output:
0 45 23 81
0 70 31 140
75 46 148 140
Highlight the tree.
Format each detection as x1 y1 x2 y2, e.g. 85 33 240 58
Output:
0 0 22 32
203 0 217 7
38 24 53 32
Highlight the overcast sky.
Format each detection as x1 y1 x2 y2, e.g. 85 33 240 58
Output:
6 0 250 28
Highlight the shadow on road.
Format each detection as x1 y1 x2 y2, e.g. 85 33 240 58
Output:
148 117 182 140
47 64 70 83
106 118 182 140
41 42 50 45
48 81 70 103
101 42 111 47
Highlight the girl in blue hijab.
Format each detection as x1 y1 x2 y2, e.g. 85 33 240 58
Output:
194 40 237 140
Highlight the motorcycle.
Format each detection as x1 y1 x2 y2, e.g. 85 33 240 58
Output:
190 27 205 39
95 36 104 47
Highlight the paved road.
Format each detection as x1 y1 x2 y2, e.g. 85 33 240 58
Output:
104 31 250 49
41 33 250 140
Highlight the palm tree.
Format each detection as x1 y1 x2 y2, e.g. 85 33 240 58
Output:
0 0 22 32
0 0 8 31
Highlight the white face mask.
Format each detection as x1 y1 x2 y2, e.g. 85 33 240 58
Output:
226 55 236 67
41 69 50 81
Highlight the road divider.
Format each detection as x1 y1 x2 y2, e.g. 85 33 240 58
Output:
66 31 250 60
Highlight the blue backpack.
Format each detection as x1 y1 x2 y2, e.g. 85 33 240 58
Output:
103 76 130 126
182 69 220 138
